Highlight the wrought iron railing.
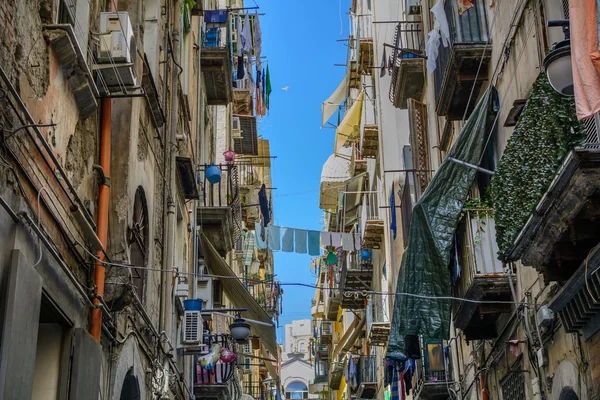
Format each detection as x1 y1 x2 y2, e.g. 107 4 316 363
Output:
389 21 425 104
314 360 329 384
201 164 242 240
245 276 281 315
194 334 236 386
358 356 378 384
433 0 489 106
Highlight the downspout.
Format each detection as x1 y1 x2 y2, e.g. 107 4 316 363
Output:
161 27 180 340
90 66 114 341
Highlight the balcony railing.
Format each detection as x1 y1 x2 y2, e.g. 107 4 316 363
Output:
246 275 281 316
413 339 452 400
194 335 235 386
452 209 513 340
366 296 391 347
201 14 233 105
433 0 490 119
314 360 329 384
361 191 384 249
389 21 426 109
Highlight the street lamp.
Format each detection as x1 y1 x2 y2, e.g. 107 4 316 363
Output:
229 316 251 342
543 20 573 96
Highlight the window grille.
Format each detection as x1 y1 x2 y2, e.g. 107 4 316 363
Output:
500 360 526 399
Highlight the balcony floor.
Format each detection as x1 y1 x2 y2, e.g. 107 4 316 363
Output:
197 206 235 256
391 58 426 109
454 274 514 340
415 381 453 400
201 47 233 105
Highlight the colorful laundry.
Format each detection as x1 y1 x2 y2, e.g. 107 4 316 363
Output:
295 229 307 253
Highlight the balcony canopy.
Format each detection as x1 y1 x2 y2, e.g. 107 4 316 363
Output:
201 234 279 362
319 147 352 210
322 75 348 127
387 86 498 359
335 91 364 156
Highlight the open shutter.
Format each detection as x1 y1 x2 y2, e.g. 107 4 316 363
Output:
69 328 102 400
408 98 430 194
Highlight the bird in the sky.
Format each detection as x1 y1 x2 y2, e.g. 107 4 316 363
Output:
281 86 289 91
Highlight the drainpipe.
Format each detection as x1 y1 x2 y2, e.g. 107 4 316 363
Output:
161 26 179 345
90 98 112 340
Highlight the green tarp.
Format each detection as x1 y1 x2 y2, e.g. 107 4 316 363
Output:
387 86 499 360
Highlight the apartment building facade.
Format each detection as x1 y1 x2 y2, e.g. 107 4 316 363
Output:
311 1 600 400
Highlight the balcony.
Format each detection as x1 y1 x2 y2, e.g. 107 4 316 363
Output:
389 22 426 109
433 0 491 120
354 356 377 398
340 252 372 310
233 88 254 115
361 125 379 158
329 358 346 390
357 15 374 75
199 164 241 256
309 361 329 394
246 274 281 318
194 335 234 400
361 192 384 249
452 209 513 340
317 344 330 360
318 320 334 345
325 266 342 321
414 339 452 400
201 24 233 105
366 297 391 347
349 58 361 90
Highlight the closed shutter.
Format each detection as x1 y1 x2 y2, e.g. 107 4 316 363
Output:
212 280 223 306
408 98 430 193
233 115 259 155
69 328 102 400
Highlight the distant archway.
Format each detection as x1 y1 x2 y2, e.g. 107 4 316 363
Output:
119 369 141 400
285 381 308 399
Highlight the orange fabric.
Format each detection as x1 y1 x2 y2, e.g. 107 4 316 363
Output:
570 0 600 119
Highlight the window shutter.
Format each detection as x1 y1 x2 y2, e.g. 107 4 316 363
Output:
212 280 222 307
408 98 430 193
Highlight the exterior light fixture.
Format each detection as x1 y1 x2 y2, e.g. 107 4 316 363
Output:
543 20 573 96
229 317 251 342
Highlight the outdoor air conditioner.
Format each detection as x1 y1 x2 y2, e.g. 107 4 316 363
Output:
182 310 203 344
96 12 137 87
406 0 422 15
232 117 242 138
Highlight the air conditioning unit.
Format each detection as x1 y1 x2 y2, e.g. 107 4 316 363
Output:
96 12 137 87
232 117 242 138
197 276 214 310
182 310 203 344
406 0 422 15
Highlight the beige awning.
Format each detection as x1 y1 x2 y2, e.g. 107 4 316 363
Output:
201 234 279 357
334 91 364 155
322 75 348 127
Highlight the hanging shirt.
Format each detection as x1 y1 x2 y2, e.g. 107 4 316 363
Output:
239 14 253 55
308 230 321 256
390 183 397 240
254 222 267 249
258 184 270 225
254 12 263 70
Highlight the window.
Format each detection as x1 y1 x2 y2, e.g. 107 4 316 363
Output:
212 280 223 307
58 0 76 25
285 382 308 399
501 360 526 399
129 187 149 300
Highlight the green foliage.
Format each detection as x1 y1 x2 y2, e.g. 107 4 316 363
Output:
491 73 585 259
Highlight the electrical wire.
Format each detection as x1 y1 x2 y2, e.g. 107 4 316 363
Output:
74 240 527 306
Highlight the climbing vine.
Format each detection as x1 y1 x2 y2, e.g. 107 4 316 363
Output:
491 72 585 259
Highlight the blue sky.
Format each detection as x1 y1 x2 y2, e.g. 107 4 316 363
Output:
257 0 351 341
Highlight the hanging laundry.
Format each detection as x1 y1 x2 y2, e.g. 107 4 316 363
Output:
342 233 355 251
509 339 521 357
266 65 272 111
391 367 400 400
256 66 263 116
268 225 281 251
261 69 267 117
281 228 294 252
239 14 253 55
354 233 361 250
243 231 255 266
399 371 406 400
295 229 307 254
308 230 321 256
325 249 337 266
254 222 268 249
430 0 450 47
330 232 343 247
404 335 420 359
236 15 243 56
258 184 270 225
320 231 332 247
380 46 387 78
457 0 475 15
390 183 397 240
237 55 245 80
425 30 440 72
254 12 263 70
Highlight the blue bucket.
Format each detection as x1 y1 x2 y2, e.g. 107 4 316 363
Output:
206 165 222 184
361 249 372 260
183 299 203 311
